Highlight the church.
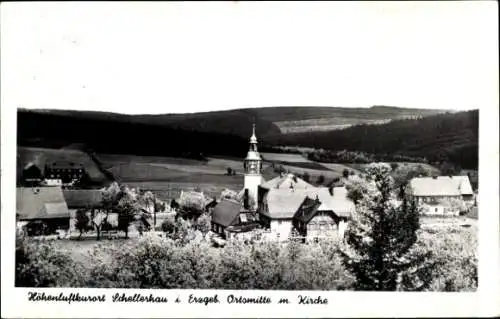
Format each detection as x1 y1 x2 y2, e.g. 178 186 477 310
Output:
211 125 356 242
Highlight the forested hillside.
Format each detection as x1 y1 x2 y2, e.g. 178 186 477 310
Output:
273 110 478 169
19 106 447 139
17 108 477 169
17 111 250 160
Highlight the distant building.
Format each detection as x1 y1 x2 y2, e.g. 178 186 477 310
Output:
409 175 474 215
45 161 86 185
16 186 70 235
17 148 111 188
21 162 44 186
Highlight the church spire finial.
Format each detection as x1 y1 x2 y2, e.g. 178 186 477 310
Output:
250 123 258 144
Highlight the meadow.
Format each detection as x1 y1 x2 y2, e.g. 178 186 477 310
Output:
97 152 352 200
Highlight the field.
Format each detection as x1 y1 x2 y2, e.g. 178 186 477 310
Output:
18 147 440 201
98 152 353 199
260 152 311 163
98 154 253 200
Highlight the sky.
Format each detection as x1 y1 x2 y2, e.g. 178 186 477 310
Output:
1 1 498 114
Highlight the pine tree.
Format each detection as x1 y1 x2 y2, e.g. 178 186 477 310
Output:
341 163 434 291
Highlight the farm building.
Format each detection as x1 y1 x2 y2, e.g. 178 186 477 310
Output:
16 186 70 236
409 175 474 215
20 162 44 186
17 147 112 187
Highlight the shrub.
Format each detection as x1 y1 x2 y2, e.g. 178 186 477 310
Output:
16 239 86 287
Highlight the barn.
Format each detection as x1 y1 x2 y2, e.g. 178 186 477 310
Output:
16 186 70 236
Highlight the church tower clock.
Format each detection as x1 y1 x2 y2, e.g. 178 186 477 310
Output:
243 124 262 210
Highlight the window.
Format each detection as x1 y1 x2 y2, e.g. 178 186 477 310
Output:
277 220 282 225
314 237 319 243
435 208 438 213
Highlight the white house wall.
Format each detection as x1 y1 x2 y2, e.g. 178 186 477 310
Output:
305 215 338 242
270 219 293 241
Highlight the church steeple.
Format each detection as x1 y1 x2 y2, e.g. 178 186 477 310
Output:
246 123 261 160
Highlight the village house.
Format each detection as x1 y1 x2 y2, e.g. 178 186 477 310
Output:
259 182 355 241
409 175 474 215
293 187 355 243
211 199 259 239
210 124 356 242
16 186 70 236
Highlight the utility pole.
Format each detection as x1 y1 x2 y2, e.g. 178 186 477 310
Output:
153 193 157 231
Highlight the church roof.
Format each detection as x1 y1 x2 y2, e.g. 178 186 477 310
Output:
260 173 314 190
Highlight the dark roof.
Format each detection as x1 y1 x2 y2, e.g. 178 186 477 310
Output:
16 187 69 220
47 161 85 170
211 199 241 227
62 189 104 209
293 196 322 223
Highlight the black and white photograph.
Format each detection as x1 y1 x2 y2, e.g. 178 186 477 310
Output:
1 1 499 318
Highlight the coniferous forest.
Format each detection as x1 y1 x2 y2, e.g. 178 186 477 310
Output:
17 108 478 169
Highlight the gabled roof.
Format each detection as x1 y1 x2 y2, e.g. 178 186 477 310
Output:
316 187 356 218
262 187 325 219
260 173 314 190
211 199 242 227
16 187 69 220
63 189 104 209
262 186 355 219
410 176 473 197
